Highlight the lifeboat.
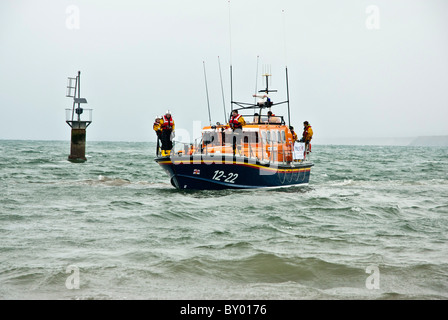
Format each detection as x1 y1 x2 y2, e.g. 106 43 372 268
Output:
155 71 314 190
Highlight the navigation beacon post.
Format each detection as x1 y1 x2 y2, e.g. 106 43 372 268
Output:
65 71 92 162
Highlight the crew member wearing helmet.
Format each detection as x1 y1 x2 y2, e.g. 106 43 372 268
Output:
153 116 162 155
153 116 162 138
229 109 246 131
228 109 246 155
159 110 175 156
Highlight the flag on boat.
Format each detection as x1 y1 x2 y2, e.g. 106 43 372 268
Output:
293 142 305 160
193 169 200 175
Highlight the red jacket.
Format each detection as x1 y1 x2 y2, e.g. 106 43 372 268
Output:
161 115 174 130
229 114 244 129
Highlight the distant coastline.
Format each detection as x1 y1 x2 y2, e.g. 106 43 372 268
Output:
1 135 448 147
315 135 448 146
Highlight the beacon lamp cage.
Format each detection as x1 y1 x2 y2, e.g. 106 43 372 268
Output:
65 108 93 128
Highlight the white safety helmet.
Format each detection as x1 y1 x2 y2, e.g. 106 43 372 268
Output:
165 110 171 115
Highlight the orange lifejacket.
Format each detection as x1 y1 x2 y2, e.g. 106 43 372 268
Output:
229 114 242 129
291 130 297 141
161 115 174 130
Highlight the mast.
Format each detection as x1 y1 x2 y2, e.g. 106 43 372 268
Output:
228 0 233 120
203 61 212 126
254 55 259 105
77 71 81 122
286 66 291 127
218 56 227 122
230 64 233 118
225 7 291 125
282 9 291 128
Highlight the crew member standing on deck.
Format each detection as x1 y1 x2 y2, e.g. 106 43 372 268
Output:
153 116 162 139
229 109 246 155
289 126 298 142
267 110 280 123
153 116 162 155
300 121 313 153
229 109 246 130
160 110 175 157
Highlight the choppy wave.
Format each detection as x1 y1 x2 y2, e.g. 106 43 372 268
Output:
0 141 447 300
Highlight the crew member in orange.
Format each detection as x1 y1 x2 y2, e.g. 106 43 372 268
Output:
160 110 175 156
229 109 246 155
300 121 313 153
267 110 280 123
182 143 195 156
153 116 162 138
229 109 246 130
188 144 194 155
289 126 298 142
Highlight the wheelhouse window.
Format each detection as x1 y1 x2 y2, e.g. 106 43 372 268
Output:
243 131 259 144
202 130 219 146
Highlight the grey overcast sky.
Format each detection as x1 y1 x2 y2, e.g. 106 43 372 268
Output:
1 0 447 143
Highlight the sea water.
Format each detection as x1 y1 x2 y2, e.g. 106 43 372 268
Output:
0 140 447 300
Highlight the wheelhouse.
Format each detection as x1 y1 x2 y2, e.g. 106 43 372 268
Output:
173 112 301 165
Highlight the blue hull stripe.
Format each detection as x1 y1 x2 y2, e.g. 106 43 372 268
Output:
156 156 313 190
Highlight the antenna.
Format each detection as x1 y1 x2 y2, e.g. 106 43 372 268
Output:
203 61 212 126
286 67 291 127
228 0 233 119
218 56 227 122
260 65 276 94
282 9 291 127
254 55 259 105
228 0 233 66
282 9 288 67
230 65 233 119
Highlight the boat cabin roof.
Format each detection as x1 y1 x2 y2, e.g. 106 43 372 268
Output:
202 114 288 131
